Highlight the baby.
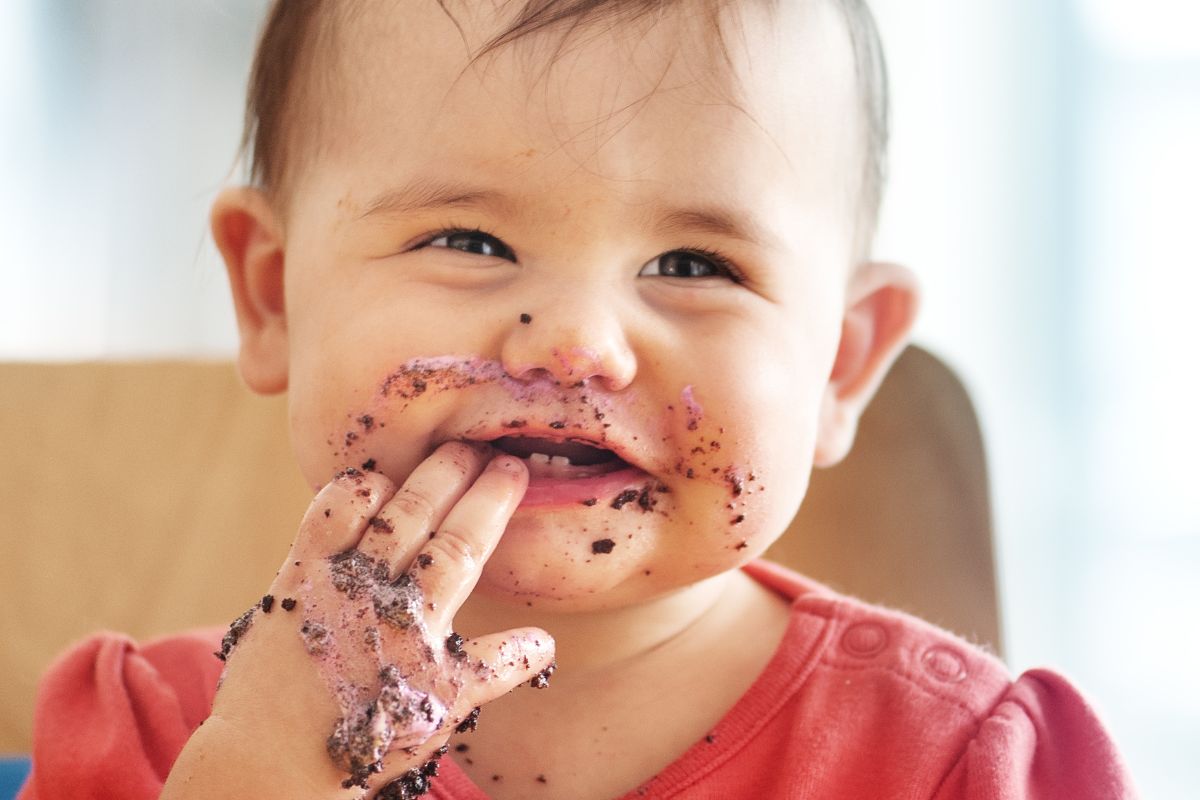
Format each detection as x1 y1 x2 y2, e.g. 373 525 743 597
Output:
21 1 1137 798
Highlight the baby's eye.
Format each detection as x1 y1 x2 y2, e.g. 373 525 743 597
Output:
638 249 740 281
424 229 516 261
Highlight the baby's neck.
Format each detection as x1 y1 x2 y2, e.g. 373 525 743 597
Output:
448 570 792 799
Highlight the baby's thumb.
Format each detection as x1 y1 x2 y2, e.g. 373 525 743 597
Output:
461 627 557 704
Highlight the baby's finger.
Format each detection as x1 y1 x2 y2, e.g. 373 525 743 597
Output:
458 628 557 701
419 455 528 631
357 441 492 577
287 469 396 565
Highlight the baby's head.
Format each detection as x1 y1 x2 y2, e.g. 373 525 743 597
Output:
213 0 918 611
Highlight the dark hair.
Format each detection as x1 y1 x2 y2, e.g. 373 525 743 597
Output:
241 0 888 249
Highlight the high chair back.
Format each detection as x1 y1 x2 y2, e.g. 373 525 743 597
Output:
0 345 999 753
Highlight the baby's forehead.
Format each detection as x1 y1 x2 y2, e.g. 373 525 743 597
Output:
303 1 860 213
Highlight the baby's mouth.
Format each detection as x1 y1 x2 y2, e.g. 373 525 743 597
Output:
489 436 628 479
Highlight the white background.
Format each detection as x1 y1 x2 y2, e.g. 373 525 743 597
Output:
2 1 1197 795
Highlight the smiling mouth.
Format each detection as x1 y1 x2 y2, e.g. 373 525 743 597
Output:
488 435 629 479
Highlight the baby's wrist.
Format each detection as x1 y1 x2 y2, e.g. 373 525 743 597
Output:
163 712 365 800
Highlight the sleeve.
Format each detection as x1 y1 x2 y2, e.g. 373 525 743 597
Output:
18 629 224 800
933 668 1140 800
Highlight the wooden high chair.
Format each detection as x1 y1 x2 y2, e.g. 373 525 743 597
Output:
0 345 999 753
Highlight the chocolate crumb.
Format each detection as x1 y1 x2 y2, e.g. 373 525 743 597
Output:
493 775 502 782
344 431 359 446
416 553 434 568
686 468 695 479
411 378 427 395
446 632 468 660
455 743 469 752
580 497 598 506
324 508 332 517
299 620 331 656
636 484 655 512
260 594 274 613
537 774 548 783
519 313 532 324
610 489 638 509
591 538 616 554
357 414 375 431
281 597 297 611
361 458 377 471
705 733 716 744
214 606 256 661
329 550 390 599
735 540 748 550
368 516 395 533
377 766 430 799
456 707 481 733
503 419 527 428
549 420 566 429
529 662 556 689
731 514 745 525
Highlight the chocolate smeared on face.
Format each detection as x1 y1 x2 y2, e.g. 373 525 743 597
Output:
610 489 638 509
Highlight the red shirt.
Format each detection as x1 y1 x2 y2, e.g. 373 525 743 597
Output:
20 561 1138 798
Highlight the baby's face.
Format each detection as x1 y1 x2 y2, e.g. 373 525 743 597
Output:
277 1 862 609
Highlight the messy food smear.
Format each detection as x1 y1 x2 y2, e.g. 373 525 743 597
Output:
293 535 469 787
336 356 759 510
240 356 764 786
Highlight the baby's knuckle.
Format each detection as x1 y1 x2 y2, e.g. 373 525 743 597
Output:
427 527 479 566
388 487 437 521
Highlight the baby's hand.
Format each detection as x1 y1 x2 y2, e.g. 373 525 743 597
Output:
163 443 554 799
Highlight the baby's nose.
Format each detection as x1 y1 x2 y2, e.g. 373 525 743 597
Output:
500 308 636 392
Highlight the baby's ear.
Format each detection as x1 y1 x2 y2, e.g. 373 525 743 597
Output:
814 261 920 467
210 187 289 395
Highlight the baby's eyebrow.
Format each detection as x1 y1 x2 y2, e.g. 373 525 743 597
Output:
355 175 779 249
356 176 515 222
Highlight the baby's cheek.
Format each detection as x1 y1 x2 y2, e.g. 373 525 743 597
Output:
668 364 820 560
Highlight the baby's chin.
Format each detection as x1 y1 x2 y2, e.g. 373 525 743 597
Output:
475 514 664 609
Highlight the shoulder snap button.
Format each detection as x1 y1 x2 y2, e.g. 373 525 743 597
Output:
840 621 889 657
921 646 968 683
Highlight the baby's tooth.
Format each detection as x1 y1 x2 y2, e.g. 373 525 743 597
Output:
530 453 551 465
550 455 571 467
